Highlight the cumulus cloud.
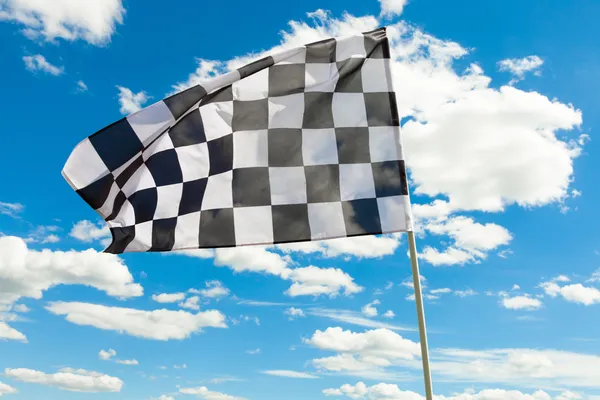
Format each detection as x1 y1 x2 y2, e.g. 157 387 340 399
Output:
284 307 305 319
361 300 381 317
498 55 544 85
179 386 246 400
0 0 125 44
0 202 24 218
116 86 149 115
379 0 409 18
286 266 362 297
0 381 17 396
152 292 186 303
276 234 402 259
541 281 600 306
179 296 201 311
76 80 88 93
0 236 142 307
69 220 110 243
190 280 230 299
501 295 543 310
22 54 64 75
45 302 227 341
262 370 319 379
5 367 123 392
98 349 138 365
0 321 27 343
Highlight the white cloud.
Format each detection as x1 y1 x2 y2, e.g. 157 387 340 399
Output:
361 300 381 317
383 310 395 319
262 370 319 379
99 348 116 361
116 359 138 365
0 322 27 342
25 225 61 244
22 54 64 75
45 301 227 340
0 202 23 218
214 247 290 277
512 284 521 291
502 295 543 310
190 281 230 299
454 289 478 298
152 292 186 303
284 307 305 319
430 288 452 295
276 234 402 259
5 367 123 392
69 220 110 243
541 282 600 306
179 386 246 400
307 309 415 332
246 348 260 355
0 236 142 307
498 55 544 85
286 266 362 297
76 80 88 92
117 86 149 115
0 381 17 396
156 396 175 400
179 296 201 311
12 304 29 313
174 364 187 369
0 0 125 44
379 0 409 18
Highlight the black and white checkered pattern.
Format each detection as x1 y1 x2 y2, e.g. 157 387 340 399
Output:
62 27 414 254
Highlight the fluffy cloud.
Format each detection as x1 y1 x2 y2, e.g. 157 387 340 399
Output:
501 295 543 310
0 236 142 307
5 367 123 392
541 275 600 306
0 202 23 218
284 307 305 319
179 296 201 311
69 220 110 243
0 0 125 44
98 349 138 365
190 280 230 299
0 322 27 343
152 292 186 303
498 55 544 85
0 381 17 396
276 234 402 259
262 370 319 379
361 300 381 317
45 302 227 340
116 86 149 115
22 54 64 75
383 310 395 319
76 80 88 93
285 266 362 297
379 0 409 18
179 386 246 400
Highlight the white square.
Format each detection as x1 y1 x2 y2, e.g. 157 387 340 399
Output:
113 151 142 178
174 211 201 250
308 202 346 240
234 206 274 245
269 167 307 205
232 68 269 100
377 195 410 232
305 63 339 92
127 101 175 146
339 163 376 201
362 58 393 93
143 133 174 161
233 130 268 168
155 183 184 219
369 127 400 162
273 46 306 64
200 102 234 141
121 165 156 198
268 93 304 129
175 143 210 182
124 221 153 252
302 129 339 165
110 199 136 227
62 138 108 189
98 182 120 218
336 34 366 61
201 171 233 210
332 93 368 128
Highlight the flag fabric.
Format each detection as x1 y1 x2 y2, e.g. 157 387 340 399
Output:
62 27 414 254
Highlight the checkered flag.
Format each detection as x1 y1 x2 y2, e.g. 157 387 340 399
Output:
62 27 414 254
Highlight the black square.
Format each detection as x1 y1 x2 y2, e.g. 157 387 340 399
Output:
208 135 233 175
335 58 364 93
268 64 306 97
238 56 274 79
372 161 408 197
169 109 206 148
115 156 143 188
164 85 207 120
129 187 158 224
232 99 269 131
106 190 126 221
336 127 370 164
105 226 135 254
364 28 390 59
306 38 336 63
305 165 340 203
342 198 382 236
89 118 143 172
268 129 303 167
365 93 399 127
232 167 271 207
77 173 115 211
179 178 208 215
302 92 334 129
200 86 233 106
146 149 183 186
150 218 177 251
272 204 311 243
199 208 235 247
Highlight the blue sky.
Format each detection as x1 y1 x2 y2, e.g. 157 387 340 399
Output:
1 0 599 399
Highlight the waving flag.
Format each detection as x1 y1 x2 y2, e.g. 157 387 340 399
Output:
62 27 413 254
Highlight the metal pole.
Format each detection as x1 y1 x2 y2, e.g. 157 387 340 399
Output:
407 230 434 400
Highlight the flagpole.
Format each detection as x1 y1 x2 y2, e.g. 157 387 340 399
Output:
407 230 434 400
